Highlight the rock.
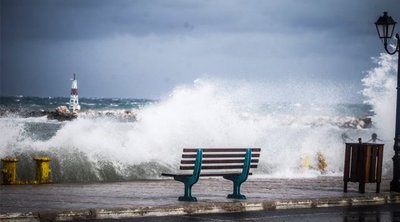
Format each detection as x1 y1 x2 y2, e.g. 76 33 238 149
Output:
47 106 77 121
358 117 372 128
56 105 70 114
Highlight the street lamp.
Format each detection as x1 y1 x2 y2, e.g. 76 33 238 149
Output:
375 11 400 192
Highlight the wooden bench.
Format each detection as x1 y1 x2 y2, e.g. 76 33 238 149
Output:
162 148 261 201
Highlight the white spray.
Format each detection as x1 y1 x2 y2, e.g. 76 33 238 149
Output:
0 54 397 181
362 52 398 171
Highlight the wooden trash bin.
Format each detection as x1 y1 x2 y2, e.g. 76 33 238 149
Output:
343 142 384 193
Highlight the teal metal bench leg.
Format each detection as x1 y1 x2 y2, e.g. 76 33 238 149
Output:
224 148 252 199
227 181 246 199
179 183 197 201
177 149 203 202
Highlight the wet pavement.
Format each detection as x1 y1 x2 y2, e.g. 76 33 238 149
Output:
1 176 399 221
88 203 400 222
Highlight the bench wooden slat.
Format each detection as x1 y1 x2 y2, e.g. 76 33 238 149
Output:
183 148 261 152
181 159 259 164
201 172 253 176
180 164 258 170
162 172 253 177
182 153 260 158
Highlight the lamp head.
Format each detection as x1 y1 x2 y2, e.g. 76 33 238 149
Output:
375 12 397 45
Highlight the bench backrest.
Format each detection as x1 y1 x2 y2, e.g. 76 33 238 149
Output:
180 148 261 175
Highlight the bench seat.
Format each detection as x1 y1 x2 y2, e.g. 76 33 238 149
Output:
161 172 253 177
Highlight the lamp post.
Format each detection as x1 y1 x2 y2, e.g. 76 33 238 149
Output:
375 11 400 192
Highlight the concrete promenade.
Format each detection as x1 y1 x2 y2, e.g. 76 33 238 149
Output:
1 176 400 221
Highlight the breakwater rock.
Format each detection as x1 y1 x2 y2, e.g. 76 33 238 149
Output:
17 106 77 121
46 106 77 121
21 107 137 122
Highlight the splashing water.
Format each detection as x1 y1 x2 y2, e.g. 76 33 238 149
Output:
362 52 398 174
1 54 397 182
362 53 397 140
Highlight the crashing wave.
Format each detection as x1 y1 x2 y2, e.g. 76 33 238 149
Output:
1 149 171 183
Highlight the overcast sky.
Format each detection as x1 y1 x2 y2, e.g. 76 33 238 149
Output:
1 0 399 100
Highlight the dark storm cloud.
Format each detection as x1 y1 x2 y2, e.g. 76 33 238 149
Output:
1 0 400 99
4 0 396 41
2 0 207 41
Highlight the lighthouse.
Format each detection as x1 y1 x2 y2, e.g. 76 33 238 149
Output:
69 73 81 112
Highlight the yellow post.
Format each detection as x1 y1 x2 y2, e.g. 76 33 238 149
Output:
300 155 312 170
1 157 18 185
34 157 52 184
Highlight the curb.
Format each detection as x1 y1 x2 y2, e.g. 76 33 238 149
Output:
1 194 400 221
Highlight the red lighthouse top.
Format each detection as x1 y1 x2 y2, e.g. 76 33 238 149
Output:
71 88 78 95
70 73 78 95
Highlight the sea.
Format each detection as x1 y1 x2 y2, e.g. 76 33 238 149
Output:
0 53 397 183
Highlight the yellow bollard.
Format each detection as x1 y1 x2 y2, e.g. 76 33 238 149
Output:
300 155 312 170
34 157 52 184
1 158 18 185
